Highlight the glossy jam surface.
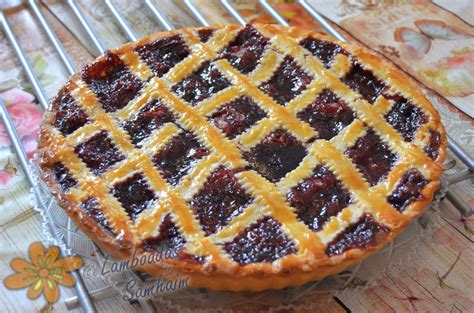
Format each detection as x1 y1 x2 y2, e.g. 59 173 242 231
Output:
209 96 266 139
300 37 346 68
245 129 307 182
424 130 442 160
385 94 427 141
111 173 156 221
153 131 209 185
82 51 142 112
260 56 312 105
53 89 88 135
220 25 269 74
123 99 175 145
297 89 355 140
190 167 252 235
342 61 387 104
326 214 389 256
136 35 190 77
80 197 113 233
345 130 397 186
224 216 295 265
388 169 427 212
75 131 124 175
198 29 215 42
172 61 231 106
142 214 186 254
51 162 77 192
288 165 352 231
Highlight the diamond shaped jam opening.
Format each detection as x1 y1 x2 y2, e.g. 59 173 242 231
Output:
75 131 124 176
287 165 352 231
297 89 355 140
53 89 88 135
224 216 296 265
209 96 266 139
197 29 215 43
123 99 175 146
51 162 77 192
80 197 114 234
424 130 442 160
112 173 156 221
384 94 428 142
260 56 312 105
190 166 252 235
345 130 397 186
245 129 307 182
219 25 269 74
326 214 389 256
387 169 427 212
172 61 231 106
341 61 387 104
153 131 209 185
141 214 185 256
136 35 190 77
82 51 142 113
300 37 347 69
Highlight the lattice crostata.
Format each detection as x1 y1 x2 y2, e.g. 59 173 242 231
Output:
38 24 446 291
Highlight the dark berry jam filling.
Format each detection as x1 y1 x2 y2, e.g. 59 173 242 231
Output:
53 89 88 135
424 130 442 160
111 173 156 221
219 25 269 74
297 89 355 140
153 131 209 186
345 130 397 186
172 61 231 106
342 61 387 104
123 99 175 146
326 214 389 256
209 96 266 139
80 197 114 234
190 166 252 235
82 51 142 113
198 29 215 43
384 94 427 142
288 165 352 231
388 169 427 212
136 35 190 77
224 216 296 265
141 214 185 256
75 130 124 176
244 129 307 182
260 56 312 105
51 162 77 192
300 37 347 69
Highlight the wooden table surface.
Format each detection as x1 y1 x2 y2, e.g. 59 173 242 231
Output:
0 1 472 312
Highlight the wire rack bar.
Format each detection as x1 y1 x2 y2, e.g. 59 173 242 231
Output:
67 0 105 54
29 0 76 75
105 0 137 41
258 0 288 26
220 0 247 25
0 11 49 110
183 0 211 27
145 0 174 31
297 0 347 42
0 98 96 312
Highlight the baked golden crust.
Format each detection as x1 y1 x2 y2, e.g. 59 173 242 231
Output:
38 24 446 291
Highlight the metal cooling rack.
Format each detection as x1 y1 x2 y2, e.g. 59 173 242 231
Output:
1 1 472 312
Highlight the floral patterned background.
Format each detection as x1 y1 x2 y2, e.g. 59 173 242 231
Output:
0 1 472 312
